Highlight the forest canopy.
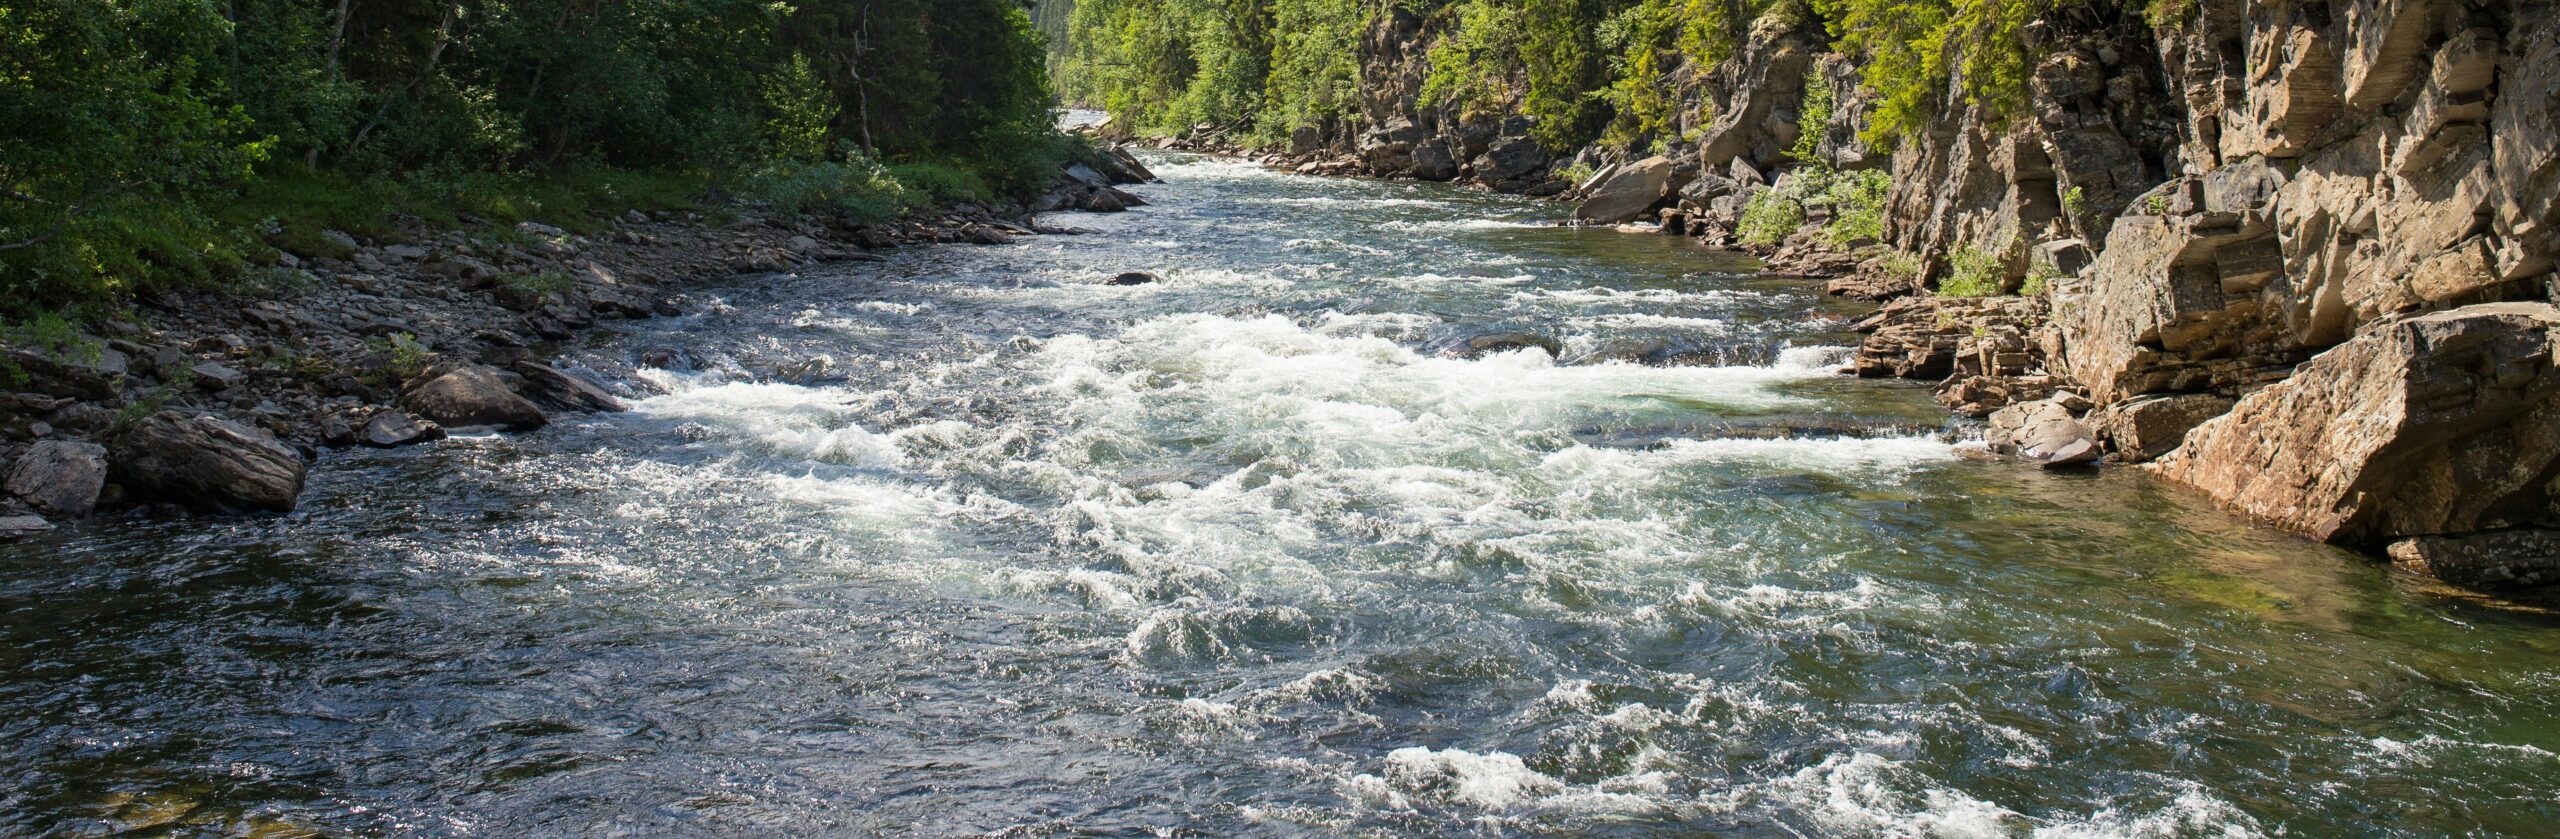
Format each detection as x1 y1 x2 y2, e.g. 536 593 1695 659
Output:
1 0 1062 316
1054 0 2094 149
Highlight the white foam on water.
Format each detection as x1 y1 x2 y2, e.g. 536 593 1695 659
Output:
631 378 903 468
1509 286 1766 308
1699 752 2023 838
1566 313 1733 332
1341 746 1673 820
853 300 929 316
1283 237 1394 256
1374 271 1538 286
1265 196 1449 208
1378 218 1552 232
2029 781 2269 838
1151 156 1320 183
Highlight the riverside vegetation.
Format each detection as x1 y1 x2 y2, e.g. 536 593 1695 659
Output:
1054 0 2560 590
0 0 1160 531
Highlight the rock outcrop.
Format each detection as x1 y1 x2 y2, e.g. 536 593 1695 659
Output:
2149 303 2560 545
111 412 307 513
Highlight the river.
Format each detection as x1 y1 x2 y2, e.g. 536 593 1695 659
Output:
6 152 2560 837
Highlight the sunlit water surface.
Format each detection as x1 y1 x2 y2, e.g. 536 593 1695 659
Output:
7 154 2560 837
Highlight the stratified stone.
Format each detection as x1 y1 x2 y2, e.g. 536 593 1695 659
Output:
2148 303 2560 545
110 412 307 513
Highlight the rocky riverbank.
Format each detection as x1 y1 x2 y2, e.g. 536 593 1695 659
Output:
0 149 1158 537
1100 0 2560 591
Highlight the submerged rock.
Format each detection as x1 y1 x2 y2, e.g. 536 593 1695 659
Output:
2149 303 2560 547
111 412 307 513
402 365 549 431
1450 331 1563 359
515 363 627 413
361 411 447 448
2387 531 2560 590
5 440 107 517
1107 271 1159 286
0 514 50 539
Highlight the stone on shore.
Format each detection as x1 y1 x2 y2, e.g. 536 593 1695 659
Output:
402 365 549 431
111 412 307 513
5 440 108 517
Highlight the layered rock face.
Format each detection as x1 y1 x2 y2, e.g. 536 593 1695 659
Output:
2149 304 2560 549
2034 0 2560 582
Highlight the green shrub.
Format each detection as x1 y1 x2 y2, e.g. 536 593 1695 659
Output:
885 162 994 205
1937 247 2007 297
1817 169 1890 247
739 157 930 224
1738 189 1806 247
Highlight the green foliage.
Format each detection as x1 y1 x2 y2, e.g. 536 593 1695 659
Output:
740 156 933 224
1791 65 1836 164
765 54 841 163
1811 0 2049 142
1259 0 1366 140
3 0 1068 320
1738 190 1806 247
1938 247 2007 296
1818 169 1889 246
2020 260 2061 296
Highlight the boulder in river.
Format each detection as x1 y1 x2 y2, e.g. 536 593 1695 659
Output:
1987 398 2102 468
5 440 107 517
0 513 50 539
515 363 627 413
2148 303 2560 548
402 365 549 431
111 411 307 513
1452 331 1563 359
1571 156 1673 225
1108 272 1159 286
361 411 447 448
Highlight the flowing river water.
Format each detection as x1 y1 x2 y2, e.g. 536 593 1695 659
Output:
7 153 2560 837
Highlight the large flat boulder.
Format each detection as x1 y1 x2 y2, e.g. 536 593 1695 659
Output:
111 412 306 513
1571 156 1672 225
2147 303 2560 546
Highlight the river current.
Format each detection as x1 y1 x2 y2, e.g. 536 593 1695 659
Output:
6 153 2560 837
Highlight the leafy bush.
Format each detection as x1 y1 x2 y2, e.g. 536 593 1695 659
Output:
1738 190 1807 247
740 157 929 224
1817 169 1890 246
1937 247 2008 297
886 162 995 206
